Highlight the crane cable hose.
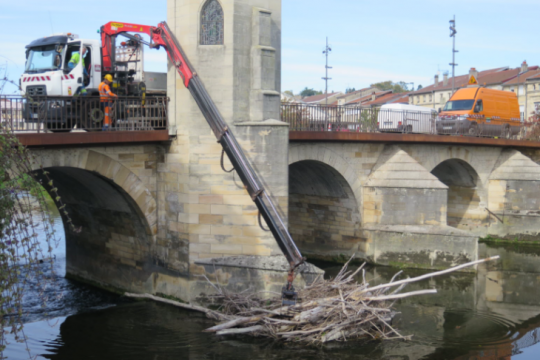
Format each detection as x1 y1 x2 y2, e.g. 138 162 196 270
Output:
220 149 235 173
258 211 270 232
180 43 303 264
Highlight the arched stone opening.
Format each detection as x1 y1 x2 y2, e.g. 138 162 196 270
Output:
288 160 361 258
34 167 154 293
431 159 481 229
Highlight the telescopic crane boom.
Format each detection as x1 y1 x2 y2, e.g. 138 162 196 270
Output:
100 21 304 299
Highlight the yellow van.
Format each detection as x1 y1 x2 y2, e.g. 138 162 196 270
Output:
436 87 521 138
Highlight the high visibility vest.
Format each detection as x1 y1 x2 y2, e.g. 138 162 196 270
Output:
99 82 116 102
69 52 85 67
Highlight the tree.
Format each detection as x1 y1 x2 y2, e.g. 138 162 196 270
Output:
0 76 77 358
300 87 322 98
417 85 423 91
370 81 408 93
0 129 58 357
395 81 410 93
371 81 393 91
283 90 294 97
345 87 356 94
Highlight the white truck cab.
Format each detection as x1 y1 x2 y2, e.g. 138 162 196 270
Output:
20 29 163 131
21 33 101 97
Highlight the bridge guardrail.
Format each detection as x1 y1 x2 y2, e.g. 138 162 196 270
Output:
1 95 168 133
281 103 540 142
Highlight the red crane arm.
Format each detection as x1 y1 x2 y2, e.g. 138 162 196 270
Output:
150 23 194 88
98 21 304 285
100 21 194 88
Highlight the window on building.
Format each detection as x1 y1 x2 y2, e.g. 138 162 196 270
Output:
440 94 444 102
429 95 432 102
200 0 224 45
422 95 425 103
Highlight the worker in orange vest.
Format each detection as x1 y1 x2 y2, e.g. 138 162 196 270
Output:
98 74 118 131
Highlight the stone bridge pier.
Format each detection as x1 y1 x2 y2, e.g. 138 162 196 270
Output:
288 142 540 269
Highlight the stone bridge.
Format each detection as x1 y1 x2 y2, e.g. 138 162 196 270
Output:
287 136 540 268
12 0 540 302
25 127 540 301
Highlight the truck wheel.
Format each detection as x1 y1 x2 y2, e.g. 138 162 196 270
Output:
468 123 478 137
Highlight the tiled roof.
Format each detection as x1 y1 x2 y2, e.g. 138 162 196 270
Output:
502 68 540 85
412 67 509 95
345 94 372 105
363 92 410 106
336 87 377 99
345 90 393 105
388 94 410 104
302 92 341 103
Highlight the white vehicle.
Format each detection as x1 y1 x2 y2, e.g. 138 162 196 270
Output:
377 103 437 134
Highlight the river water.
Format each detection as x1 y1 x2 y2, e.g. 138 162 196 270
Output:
4 209 540 359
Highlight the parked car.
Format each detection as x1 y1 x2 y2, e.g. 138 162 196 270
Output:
377 103 437 134
436 87 521 138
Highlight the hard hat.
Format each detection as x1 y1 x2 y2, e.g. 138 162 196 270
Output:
104 74 113 82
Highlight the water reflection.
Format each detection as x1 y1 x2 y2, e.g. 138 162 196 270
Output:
6 204 540 359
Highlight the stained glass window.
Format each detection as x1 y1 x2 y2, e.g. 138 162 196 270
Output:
200 0 224 45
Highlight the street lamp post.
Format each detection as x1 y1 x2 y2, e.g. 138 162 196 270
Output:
322 37 332 126
449 16 458 95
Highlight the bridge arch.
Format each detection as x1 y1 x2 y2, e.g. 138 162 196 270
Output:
288 144 363 202
30 149 157 292
399 144 496 231
288 158 362 259
430 158 485 230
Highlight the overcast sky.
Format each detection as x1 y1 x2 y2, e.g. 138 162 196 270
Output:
1 0 538 95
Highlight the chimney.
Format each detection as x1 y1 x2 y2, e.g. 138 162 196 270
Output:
521 60 528 73
443 72 448 86
371 91 376 101
434 74 439 87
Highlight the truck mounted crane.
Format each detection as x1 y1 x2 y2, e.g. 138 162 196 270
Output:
101 21 305 304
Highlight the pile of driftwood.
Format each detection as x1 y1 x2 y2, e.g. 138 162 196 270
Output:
126 255 498 344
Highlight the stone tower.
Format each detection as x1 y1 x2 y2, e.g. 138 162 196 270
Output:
155 0 289 299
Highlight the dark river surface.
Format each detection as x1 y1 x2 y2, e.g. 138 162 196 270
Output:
5 209 540 359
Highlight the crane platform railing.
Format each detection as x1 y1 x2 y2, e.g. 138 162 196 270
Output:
0 95 168 133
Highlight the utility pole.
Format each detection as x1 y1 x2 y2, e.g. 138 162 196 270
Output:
322 37 332 107
449 16 458 94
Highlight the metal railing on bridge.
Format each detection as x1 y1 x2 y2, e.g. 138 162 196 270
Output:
1 95 168 133
281 103 540 142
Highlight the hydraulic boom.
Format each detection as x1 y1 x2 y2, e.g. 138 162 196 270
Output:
101 21 304 300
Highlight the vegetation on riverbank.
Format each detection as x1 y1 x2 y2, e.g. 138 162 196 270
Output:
0 124 78 358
